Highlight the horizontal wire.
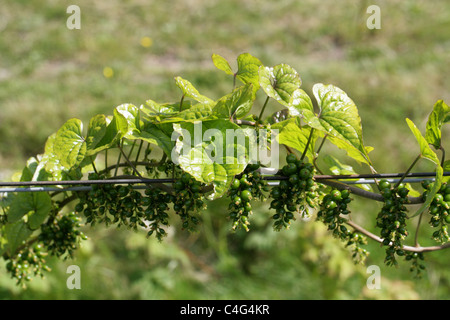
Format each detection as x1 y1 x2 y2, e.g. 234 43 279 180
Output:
0 169 447 194
0 177 439 193
0 171 448 188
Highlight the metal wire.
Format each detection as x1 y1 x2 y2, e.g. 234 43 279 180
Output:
0 172 445 193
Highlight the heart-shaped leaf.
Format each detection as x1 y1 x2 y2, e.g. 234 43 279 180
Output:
259 64 302 106
213 83 254 119
425 100 450 149
174 76 214 106
302 83 372 166
172 120 249 199
53 118 87 168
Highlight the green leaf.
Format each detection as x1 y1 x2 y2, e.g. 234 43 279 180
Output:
406 118 443 218
142 99 192 119
322 155 372 191
212 53 233 75
27 193 52 230
174 76 214 105
271 118 316 161
128 122 174 156
156 103 216 124
212 53 262 96
3 220 33 256
212 83 255 119
259 64 302 106
7 192 52 230
86 114 108 151
235 53 263 94
302 83 372 166
288 88 314 116
53 118 87 168
115 103 142 138
410 165 443 218
406 118 440 165
425 100 450 149
90 109 128 153
40 133 66 181
172 120 249 199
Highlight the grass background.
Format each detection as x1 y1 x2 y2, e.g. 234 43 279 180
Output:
0 0 449 299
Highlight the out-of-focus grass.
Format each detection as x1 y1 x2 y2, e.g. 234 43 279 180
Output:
1 0 450 299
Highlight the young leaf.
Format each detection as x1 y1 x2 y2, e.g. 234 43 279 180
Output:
411 165 443 218
212 53 262 95
259 64 302 106
302 83 372 166
288 88 314 116
271 118 316 161
213 83 255 119
235 53 263 93
425 100 450 149
86 114 108 151
142 99 192 119
127 122 174 157
88 109 128 154
53 118 87 168
406 118 443 218
7 192 52 229
174 76 214 106
406 118 440 165
212 53 234 75
115 103 142 138
172 120 249 199
3 220 33 256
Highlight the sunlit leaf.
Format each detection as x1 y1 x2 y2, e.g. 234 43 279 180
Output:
425 100 450 149
259 64 302 106
302 84 371 166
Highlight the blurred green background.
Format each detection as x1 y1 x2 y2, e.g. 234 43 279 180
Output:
1 0 450 299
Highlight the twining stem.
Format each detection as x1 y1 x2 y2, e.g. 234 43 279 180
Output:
91 159 98 174
300 128 315 161
114 141 123 177
414 210 425 247
394 154 421 188
258 96 270 120
105 149 108 172
179 95 185 112
345 219 450 253
313 134 328 174
127 140 136 160
117 142 143 178
135 140 144 163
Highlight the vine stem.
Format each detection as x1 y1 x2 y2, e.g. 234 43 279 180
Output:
394 154 421 188
414 211 425 247
135 140 144 163
258 96 270 120
179 95 185 112
313 134 327 174
345 219 450 253
117 142 143 178
300 128 315 161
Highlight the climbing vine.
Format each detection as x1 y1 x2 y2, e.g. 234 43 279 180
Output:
0 53 449 286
